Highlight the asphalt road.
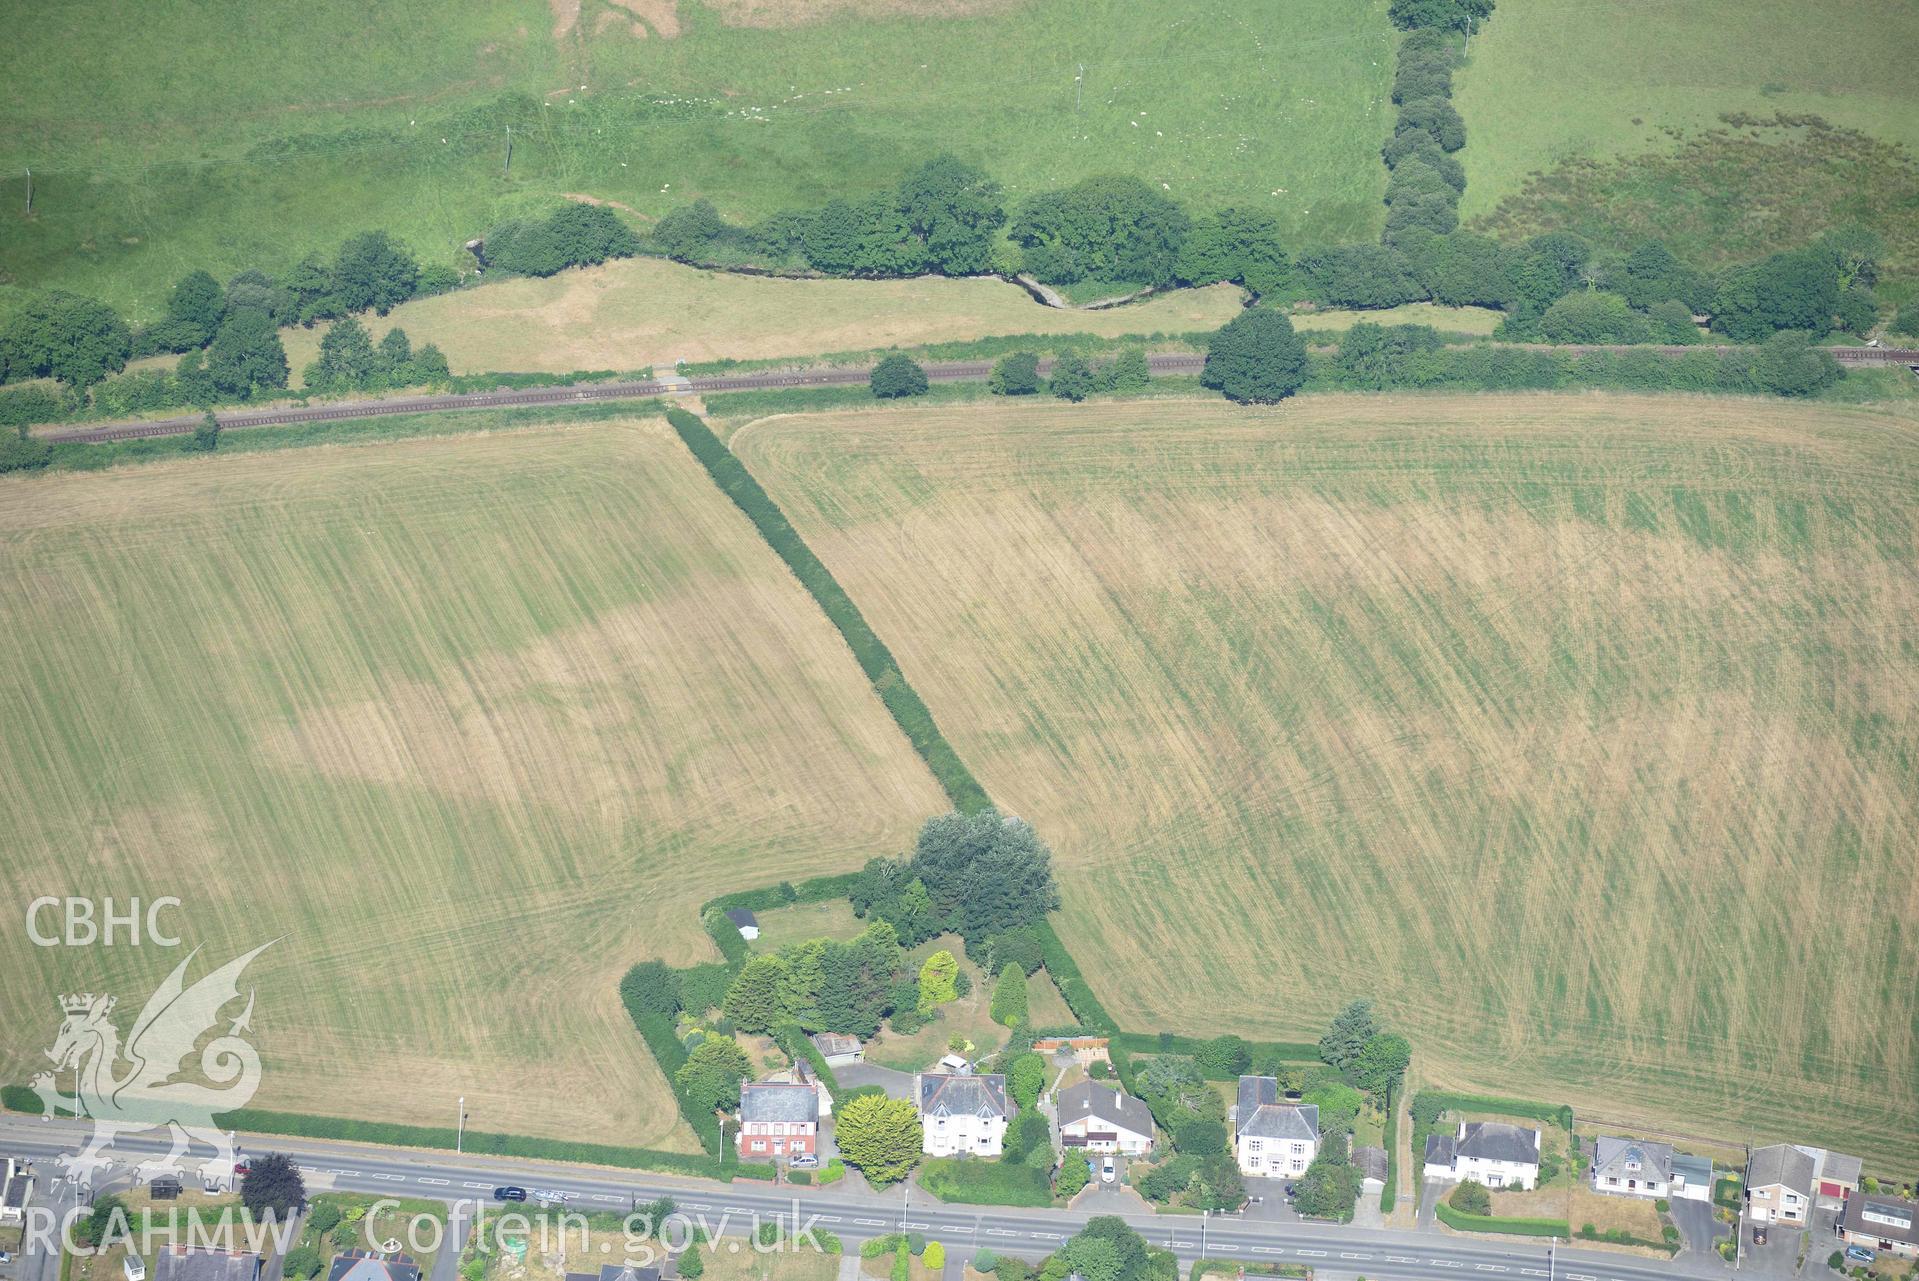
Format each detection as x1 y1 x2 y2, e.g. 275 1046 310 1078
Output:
41 346 1919 446
0 1118 1711 1281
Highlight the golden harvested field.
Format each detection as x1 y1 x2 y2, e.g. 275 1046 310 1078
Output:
273 259 1248 380
0 419 945 1145
736 394 1919 1167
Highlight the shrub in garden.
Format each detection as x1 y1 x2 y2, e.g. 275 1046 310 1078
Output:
1449 1180 1492 1216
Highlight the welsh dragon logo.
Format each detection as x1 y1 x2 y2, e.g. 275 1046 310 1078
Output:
33 942 273 1182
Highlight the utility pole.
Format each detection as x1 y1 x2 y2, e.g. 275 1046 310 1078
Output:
23 167 31 216
458 1097 466 1153
1548 1235 1555 1281
503 127 513 179
1200 1208 1208 1260
1075 64 1084 113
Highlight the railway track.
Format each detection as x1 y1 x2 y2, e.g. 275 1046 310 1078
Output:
36 347 1906 446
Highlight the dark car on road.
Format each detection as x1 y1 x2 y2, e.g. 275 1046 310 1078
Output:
493 1186 527 1202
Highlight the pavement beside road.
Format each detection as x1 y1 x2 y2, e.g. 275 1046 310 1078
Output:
0 1116 1724 1281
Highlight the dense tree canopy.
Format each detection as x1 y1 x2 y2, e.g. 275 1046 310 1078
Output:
332 230 420 315
240 1153 305 1219
1200 309 1307 404
1318 999 1378 1070
206 309 290 400
1538 291 1653 344
870 353 930 398
835 1094 922 1185
0 292 133 387
487 203 641 277
1011 175 1191 286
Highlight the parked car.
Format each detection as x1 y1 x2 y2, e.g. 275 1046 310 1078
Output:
1845 1247 1876 1265
493 1186 527 1202
1284 1183 1298 1200
0 1250 14 1265
534 1190 573 1206
1751 1226 1767 1246
1100 1159 1116 1184
790 1154 818 1168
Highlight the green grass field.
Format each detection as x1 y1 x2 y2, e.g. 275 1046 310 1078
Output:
1456 0 1919 213
1455 0 1919 277
0 0 1393 319
737 393 1919 1167
0 418 945 1144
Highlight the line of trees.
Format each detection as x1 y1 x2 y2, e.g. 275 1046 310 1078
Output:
0 201 636 406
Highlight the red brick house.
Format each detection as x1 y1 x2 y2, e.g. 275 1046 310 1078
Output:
736 1083 819 1160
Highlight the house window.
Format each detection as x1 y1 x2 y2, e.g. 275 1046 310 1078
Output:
1607 1177 1619 1186
751 1140 766 1152
1247 1140 1261 1152
1293 1143 1305 1155
1488 1176 1504 1189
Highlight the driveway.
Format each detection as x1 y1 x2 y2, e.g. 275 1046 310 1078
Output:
1738 1223 1811 1280
834 1062 915 1100
1417 1178 1451 1229
1669 1196 1722 1256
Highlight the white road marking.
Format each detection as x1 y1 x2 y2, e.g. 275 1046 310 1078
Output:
1387 1258 1418 1264
1432 1263 1463 1270
984 1230 1019 1238
419 1178 450 1186
462 1182 492 1190
1522 1271 1549 1277
903 1222 929 1230
685 1204 711 1210
854 1219 886 1227
1297 1251 1326 1258
369 1173 406 1181
723 1206 750 1213
1247 1247 1283 1255
592 1195 620 1203
1475 1266 1507 1273
1027 1233 1062 1241
1567 1274 1596 1280
1341 1253 1371 1260
815 1216 841 1223
331 1169 358 1176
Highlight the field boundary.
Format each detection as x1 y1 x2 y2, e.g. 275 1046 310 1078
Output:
663 406 990 813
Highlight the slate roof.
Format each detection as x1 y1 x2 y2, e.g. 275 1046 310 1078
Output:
740 1082 819 1125
327 1256 421 1281
1818 1151 1864 1187
1749 1144 1816 1196
723 908 757 929
1353 1146 1388 1184
3 1171 29 1210
1457 1122 1541 1166
918 1072 1008 1119
1057 1082 1154 1138
1425 1134 1456 1166
1842 1194 1919 1247
152 1247 261 1281
1593 1136 1674 1183
1238 1101 1319 1143
1236 1075 1279 1126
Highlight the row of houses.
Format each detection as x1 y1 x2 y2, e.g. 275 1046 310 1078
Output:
734 1032 1915 1261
